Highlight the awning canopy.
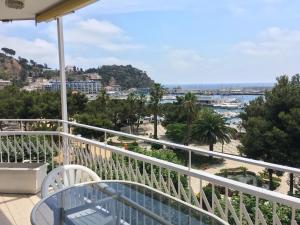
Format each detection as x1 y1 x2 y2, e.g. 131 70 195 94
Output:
0 0 97 22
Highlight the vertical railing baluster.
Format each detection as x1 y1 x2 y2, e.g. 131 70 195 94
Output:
36 135 39 163
225 187 229 221
58 135 62 166
150 164 153 187
272 202 276 225
188 149 192 203
14 134 17 163
142 161 146 185
135 159 138 183
291 207 296 225
6 135 9 163
200 179 203 209
51 135 54 169
104 148 108 180
109 149 113 179
128 157 132 181
159 166 162 190
99 146 103 179
122 155 125 180
212 183 215 214
178 173 181 200
239 191 243 223
21 134 24 162
255 196 259 225
43 135 46 163
168 169 171 194
0 134 2 162
28 135 32 163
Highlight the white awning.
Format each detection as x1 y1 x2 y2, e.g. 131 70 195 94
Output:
0 0 97 22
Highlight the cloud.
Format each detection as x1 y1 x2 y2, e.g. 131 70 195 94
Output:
233 27 300 56
64 18 142 52
153 27 300 84
78 19 123 36
0 35 58 66
0 16 145 70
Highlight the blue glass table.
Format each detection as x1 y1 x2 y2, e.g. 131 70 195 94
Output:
31 181 227 225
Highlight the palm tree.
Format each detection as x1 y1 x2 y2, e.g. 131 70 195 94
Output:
126 93 138 134
181 92 197 145
136 94 146 133
150 83 164 139
192 109 236 158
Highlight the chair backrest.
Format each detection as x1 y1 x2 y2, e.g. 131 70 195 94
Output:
41 164 101 198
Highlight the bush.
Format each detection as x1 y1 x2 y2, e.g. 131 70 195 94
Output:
151 142 163 150
127 141 139 150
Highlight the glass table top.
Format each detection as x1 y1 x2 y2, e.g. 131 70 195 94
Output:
31 181 227 225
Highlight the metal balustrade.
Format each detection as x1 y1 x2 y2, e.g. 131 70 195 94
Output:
0 130 62 169
0 119 300 224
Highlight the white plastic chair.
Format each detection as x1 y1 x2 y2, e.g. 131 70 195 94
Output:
41 164 101 198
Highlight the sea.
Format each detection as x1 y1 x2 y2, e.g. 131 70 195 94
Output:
165 83 274 90
163 83 274 126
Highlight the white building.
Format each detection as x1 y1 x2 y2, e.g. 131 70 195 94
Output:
0 79 11 90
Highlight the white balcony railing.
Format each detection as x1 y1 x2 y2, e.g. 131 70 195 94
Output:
0 119 299 225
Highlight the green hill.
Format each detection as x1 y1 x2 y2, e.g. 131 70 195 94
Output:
0 47 155 89
86 65 154 89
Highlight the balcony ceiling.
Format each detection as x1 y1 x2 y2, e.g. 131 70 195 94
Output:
0 0 97 22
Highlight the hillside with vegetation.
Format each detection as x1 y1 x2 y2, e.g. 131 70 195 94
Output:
0 47 57 86
86 65 154 89
0 47 154 89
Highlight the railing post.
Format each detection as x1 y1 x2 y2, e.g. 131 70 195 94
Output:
57 17 69 165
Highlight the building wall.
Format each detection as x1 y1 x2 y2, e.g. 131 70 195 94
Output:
43 80 101 94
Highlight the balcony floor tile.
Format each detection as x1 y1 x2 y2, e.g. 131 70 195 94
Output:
0 193 40 225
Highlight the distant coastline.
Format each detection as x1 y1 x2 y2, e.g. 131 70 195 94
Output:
164 83 274 90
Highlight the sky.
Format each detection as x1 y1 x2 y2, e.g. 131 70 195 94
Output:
1 0 300 84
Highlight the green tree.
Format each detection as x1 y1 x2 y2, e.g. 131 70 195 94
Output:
1 47 15 56
192 108 235 157
74 113 112 140
240 74 300 191
86 89 110 116
126 93 138 134
181 92 197 145
135 94 146 133
67 92 88 119
165 123 187 144
149 83 164 139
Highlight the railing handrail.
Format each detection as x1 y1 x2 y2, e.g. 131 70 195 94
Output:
0 131 60 136
62 120 300 175
0 118 299 174
0 119 60 122
61 132 300 209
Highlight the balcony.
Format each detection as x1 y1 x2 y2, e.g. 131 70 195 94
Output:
0 119 299 225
